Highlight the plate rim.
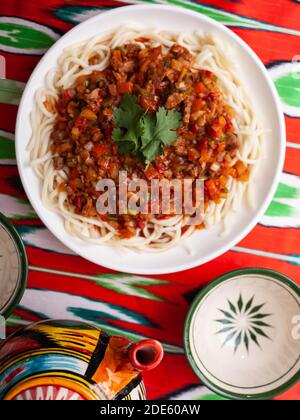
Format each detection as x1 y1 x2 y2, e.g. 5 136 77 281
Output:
183 267 300 400
15 4 286 275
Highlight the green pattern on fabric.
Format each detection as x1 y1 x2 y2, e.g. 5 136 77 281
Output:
265 201 300 218
274 182 300 200
95 273 167 301
54 1 300 36
0 134 15 159
274 72 300 108
0 22 55 49
0 79 24 105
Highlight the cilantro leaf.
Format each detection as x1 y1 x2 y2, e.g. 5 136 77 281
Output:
155 107 182 145
112 94 182 166
112 128 136 154
140 114 156 149
143 139 163 165
113 93 143 128
112 94 144 153
140 107 181 162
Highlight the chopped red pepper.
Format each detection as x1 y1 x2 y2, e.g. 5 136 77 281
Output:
92 143 110 159
144 165 159 180
191 98 202 113
205 179 218 200
73 196 82 211
194 82 206 95
205 70 213 79
191 123 199 134
137 219 145 230
105 127 112 139
63 90 71 102
118 82 133 94
74 116 87 130
69 169 79 179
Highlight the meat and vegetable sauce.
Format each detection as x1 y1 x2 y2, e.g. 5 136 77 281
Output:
49 41 249 239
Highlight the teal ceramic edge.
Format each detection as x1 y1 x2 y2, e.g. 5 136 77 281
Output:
0 213 28 319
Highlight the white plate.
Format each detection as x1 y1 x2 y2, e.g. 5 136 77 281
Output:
15 5 285 275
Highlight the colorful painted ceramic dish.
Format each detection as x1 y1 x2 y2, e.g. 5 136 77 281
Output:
16 5 285 274
0 213 28 319
184 268 300 400
0 319 163 400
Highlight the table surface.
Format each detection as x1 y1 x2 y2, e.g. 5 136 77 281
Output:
0 0 299 400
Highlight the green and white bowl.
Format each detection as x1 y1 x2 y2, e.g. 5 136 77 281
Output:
0 213 28 319
184 268 300 400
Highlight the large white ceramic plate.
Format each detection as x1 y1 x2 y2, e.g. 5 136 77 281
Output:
16 5 285 275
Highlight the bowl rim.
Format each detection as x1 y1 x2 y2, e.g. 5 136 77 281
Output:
0 213 28 319
183 267 300 400
15 4 286 274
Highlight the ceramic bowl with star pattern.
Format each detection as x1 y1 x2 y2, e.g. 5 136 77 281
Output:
184 268 300 400
0 213 28 319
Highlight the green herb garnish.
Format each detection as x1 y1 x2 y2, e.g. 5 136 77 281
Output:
112 94 182 166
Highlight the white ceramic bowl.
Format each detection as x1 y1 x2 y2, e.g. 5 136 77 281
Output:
15 5 285 274
184 268 300 400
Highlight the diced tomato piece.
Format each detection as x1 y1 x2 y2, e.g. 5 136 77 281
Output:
205 70 213 79
144 165 159 180
73 196 82 212
224 115 233 132
98 214 108 222
150 46 162 61
235 160 246 175
219 116 227 128
80 108 97 121
112 49 122 61
181 226 190 235
217 142 226 152
71 127 80 140
191 98 203 113
63 90 71 102
235 160 249 181
194 82 206 95
207 125 218 139
188 148 200 161
137 219 145 230
154 161 165 174
69 169 79 179
92 143 110 159
157 215 171 220
203 92 214 102
121 228 137 239
199 136 210 161
191 123 199 134
199 136 207 151
118 82 133 94
108 84 118 96
205 179 218 200
105 127 112 139
69 178 83 191
238 170 249 181
74 116 87 130
109 162 119 179
224 166 237 177
207 118 225 139
218 175 227 187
